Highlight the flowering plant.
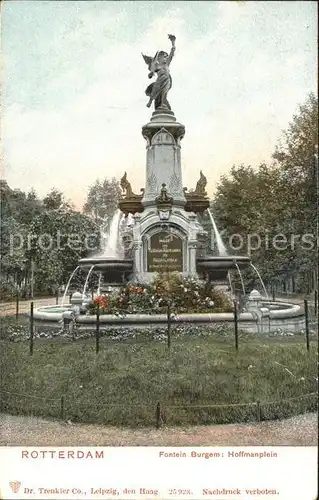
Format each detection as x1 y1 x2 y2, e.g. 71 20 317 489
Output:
90 294 112 314
88 273 233 315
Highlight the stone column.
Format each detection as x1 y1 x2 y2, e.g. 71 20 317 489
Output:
142 111 186 207
188 241 198 275
132 242 143 277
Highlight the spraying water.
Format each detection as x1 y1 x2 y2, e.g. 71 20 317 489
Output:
234 261 246 296
127 213 135 227
100 209 123 257
82 265 95 300
97 272 102 296
207 209 228 256
250 262 268 298
61 266 80 306
227 271 234 297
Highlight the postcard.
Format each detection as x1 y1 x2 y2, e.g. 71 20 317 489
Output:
0 1 318 499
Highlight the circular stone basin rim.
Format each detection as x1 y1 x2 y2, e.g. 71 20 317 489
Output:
79 257 133 269
197 255 250 262
197 256 251 269
33 302 303 323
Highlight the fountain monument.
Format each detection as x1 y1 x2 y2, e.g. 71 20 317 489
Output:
34 35 304 333
80 34 249 289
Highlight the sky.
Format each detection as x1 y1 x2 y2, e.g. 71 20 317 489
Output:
1 0 317 209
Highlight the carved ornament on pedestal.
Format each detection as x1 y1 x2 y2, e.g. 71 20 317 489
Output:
118 172 144 216
184 170 210 214
155 183 173 220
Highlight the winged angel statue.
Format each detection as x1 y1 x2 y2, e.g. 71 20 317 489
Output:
142 34 176 110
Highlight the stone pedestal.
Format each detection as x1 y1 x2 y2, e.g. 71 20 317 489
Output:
142 110 186 207
129 109 207 281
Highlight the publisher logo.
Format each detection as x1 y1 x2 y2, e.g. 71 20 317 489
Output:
9 481 21 494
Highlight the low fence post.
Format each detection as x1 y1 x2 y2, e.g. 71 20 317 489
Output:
272 287 275 302
71 316 77 342
167 302 171 349
29 301 34 356
233 300 239 351
56 289 59 305
15 289 19 320
256 400 261 422
155 402 161 429
96 305 100 354
304 299 310 351
60 395 65 420
268 316 271 334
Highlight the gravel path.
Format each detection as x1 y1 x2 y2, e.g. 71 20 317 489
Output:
0 413 317 446
0 297 56 317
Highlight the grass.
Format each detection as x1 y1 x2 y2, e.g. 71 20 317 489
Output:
1 324 317 427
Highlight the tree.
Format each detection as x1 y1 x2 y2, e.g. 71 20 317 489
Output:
83 177 121 223
272 94 317 234
43 188 72 211
273 92 317 177
272 92 318 290
1 180 27 220
0 216 27 283
211 93 318 293
28 208 100 293
211 163 284 288
1 181 43 225
212 163 280 243
0 181 42 295
0 181 102 298
25 188 43 220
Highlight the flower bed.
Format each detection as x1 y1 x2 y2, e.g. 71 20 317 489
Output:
89 273 233 315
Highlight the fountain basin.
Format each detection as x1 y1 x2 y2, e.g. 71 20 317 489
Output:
184 195 210 214
118 197 144 217
79 257 133 271
33 301 305 334
79 257 134 290
197 256 251 270
196 255 251 283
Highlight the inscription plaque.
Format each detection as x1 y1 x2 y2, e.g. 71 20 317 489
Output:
147 231 183 272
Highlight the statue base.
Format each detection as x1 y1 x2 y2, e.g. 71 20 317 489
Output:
141 111 186 205
152 108 175 117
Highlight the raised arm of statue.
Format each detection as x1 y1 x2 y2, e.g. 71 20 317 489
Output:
166 46 176 66
167 34 176 66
